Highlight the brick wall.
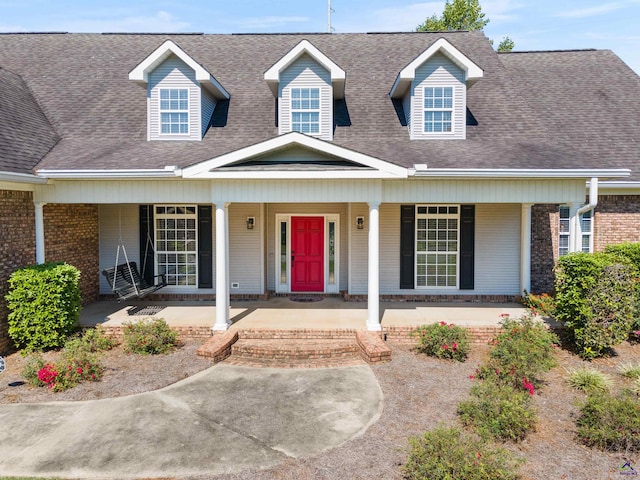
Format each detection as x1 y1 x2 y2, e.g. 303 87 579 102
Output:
0 190 36 353
44 204 100 305
593 195 640 251
530 204 559 294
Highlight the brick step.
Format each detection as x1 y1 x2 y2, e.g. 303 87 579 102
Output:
237 329 358 340
231 338 360 360
223 355 366 369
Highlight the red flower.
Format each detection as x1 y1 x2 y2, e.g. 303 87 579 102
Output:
76 367 83 374
440 321 447 326
452 341 458 350
442 344 449 350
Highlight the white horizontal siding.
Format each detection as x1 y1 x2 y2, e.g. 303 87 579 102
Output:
266 203 347 291
383 179 586 204
402 92 412 132
148 55 201 141
98 204 139 294
411 53 465 140
228 203 263 294
349 203 371 294
201 89 217 137
352 203 521 295
279 53 333 140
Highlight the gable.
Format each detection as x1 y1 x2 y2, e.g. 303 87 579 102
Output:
181 133 407 179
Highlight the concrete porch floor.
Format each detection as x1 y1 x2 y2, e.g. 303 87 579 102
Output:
79 297 552 331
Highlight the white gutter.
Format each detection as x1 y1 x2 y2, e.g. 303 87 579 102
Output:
578 177 599 216
0 171 48 184
409 167 630 179
36 166 181 179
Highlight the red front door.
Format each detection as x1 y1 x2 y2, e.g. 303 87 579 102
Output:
291 216 324 292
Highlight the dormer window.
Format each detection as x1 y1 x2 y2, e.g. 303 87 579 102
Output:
291 88 320 134
264 40 345 141
424 87 453 134
390 38 483 140
160 89 189 135
129 40 229 142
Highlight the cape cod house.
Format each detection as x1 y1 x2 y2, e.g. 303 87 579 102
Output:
1 31 639 350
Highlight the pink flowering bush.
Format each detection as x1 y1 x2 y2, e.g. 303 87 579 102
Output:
412 321 470 362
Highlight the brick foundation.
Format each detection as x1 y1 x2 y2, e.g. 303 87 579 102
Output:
0 190 36 353
382 325 503 345
44 204 99 305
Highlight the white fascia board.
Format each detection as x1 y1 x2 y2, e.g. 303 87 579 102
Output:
263 39 346 98
197 170 402 179
128 40 229 100
0 171 47 184
182 132 407 179
411 168 631 179
596 181 640 194
36 167 181 179
390 37 483 98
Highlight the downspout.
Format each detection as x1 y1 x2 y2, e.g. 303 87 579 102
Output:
574 177 598 252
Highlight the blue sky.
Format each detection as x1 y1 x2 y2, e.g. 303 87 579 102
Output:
1 0 639 73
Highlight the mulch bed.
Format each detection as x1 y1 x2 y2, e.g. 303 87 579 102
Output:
2 338 640 479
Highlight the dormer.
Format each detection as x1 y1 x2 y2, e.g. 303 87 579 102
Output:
129 40 229 141
264 40 346 141
390 38 483 140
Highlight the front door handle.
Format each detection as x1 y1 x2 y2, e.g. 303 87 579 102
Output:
291 254 295 267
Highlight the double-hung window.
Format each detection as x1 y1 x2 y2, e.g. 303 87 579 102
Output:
558 206 592 256
416 205 459 287
155 205 197 286
423 87 453 133
291 87 320 134
160 89 189 135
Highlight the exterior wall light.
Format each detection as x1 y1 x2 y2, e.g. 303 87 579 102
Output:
246 217 255 230
356 216 365 230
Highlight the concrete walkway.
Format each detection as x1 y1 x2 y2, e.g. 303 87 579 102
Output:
0 364 382 479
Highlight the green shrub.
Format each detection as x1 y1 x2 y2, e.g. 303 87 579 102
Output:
65 328 118 353
458 381 537 442
45 348 103 392
619 363 640 380
555 253 635 359
521 291 556 317
566 368 612 393
479 313 558 390
6 262 81 351
404 426 522 480
605 242 640 332
22 354 46 387
412 321 470 361
576 392 640 452
122 318 178 355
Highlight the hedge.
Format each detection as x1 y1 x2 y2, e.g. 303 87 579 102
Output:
5 262 81 351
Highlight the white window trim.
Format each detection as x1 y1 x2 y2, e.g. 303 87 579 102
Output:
423 86 455 135
159 88 190 136
274 213 340 294
558 206 593 256
415 204 460 289
290 87 321 135
154 204 198 289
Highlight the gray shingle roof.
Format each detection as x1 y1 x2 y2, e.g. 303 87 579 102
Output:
0 66 58 174
0 32 638 179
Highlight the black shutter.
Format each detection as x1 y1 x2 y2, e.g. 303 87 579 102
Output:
459 205 475 290
400 205 415 289
139 205 155 285
198 205 213 288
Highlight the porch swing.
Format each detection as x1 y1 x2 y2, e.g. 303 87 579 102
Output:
101 208 167 302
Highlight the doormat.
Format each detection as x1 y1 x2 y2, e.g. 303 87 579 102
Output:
289 296 324 303
127 305 166 316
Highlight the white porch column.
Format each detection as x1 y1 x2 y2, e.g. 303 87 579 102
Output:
213 202 231 331
568 202 581 253
34 202 46 264
520 204 532 295
367 201 381 331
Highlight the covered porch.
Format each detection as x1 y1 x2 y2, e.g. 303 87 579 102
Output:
80 297 535 333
